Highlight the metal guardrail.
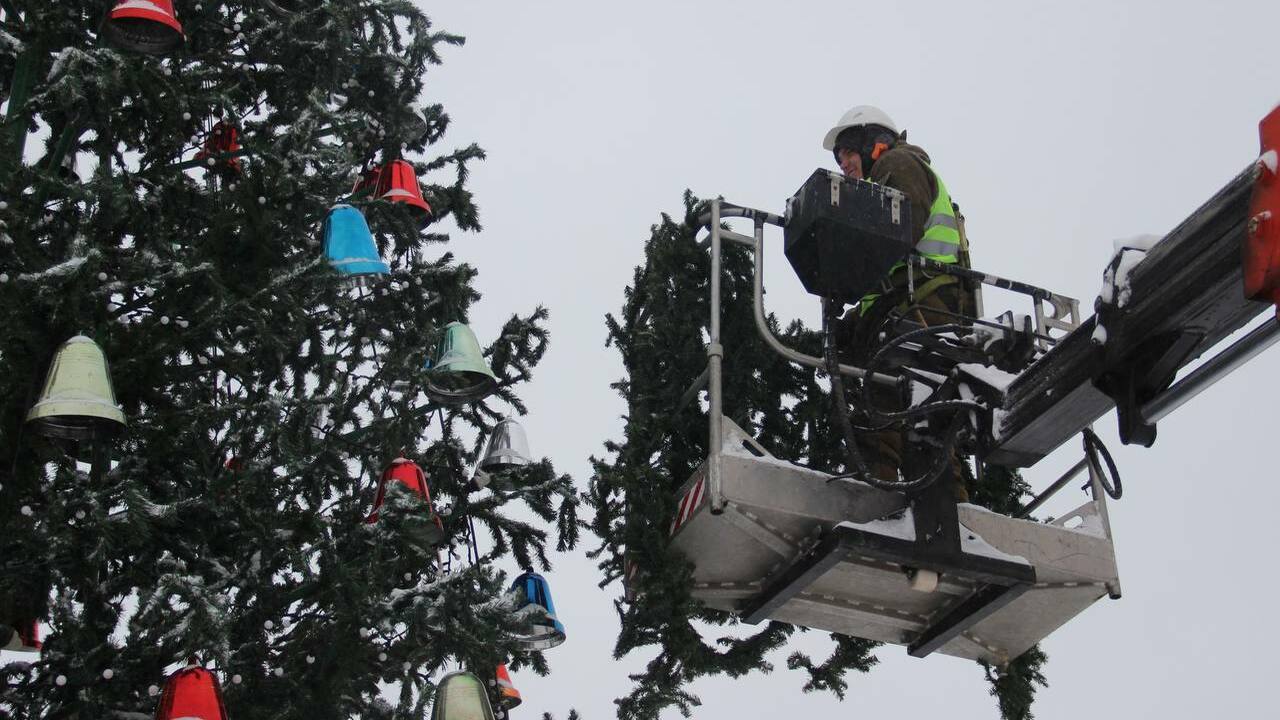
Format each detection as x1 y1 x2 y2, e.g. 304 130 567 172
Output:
695 199 906 513
688 196 1106 524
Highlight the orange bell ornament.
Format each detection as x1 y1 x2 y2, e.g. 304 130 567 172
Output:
493 663 522 709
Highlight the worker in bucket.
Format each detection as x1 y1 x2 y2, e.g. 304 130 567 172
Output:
823 105 972 500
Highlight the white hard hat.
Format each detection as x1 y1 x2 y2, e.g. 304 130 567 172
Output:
822 105 899 151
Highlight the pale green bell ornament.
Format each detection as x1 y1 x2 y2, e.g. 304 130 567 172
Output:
423 322 497 405
26 335 126 440
430 671 497 720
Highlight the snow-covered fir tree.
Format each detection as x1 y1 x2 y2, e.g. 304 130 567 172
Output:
0 2 577 718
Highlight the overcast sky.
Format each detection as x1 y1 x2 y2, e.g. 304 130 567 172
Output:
420 2 1280 718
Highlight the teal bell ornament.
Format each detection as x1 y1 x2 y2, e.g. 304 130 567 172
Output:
26 335 126 441
423 322 498 405
430 671 497 720
322 204 389 281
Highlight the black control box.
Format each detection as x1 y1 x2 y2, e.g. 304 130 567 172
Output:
783 169 913 303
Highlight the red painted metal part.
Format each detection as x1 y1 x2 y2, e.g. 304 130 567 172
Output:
1244 105 1280 314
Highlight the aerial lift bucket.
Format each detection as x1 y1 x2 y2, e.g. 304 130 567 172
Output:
657 103 1280 667
668 416 1120 665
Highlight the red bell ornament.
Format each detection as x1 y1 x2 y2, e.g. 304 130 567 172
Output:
195 122 243 176
375 160 432 216
153 661 228 720
101 1 185 56
352 165 383 196
367 457 444 544
2 618 42 654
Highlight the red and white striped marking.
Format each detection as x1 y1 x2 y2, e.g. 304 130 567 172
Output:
670 476 706 536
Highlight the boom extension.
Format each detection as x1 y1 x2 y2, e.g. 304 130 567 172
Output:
992 106 1280 465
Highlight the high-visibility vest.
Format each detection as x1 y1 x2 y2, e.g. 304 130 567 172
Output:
913 168 961 264
860 165 961 312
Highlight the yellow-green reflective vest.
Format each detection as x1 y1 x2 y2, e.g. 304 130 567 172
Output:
859 166 961 312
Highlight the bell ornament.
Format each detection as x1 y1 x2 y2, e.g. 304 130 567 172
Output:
153 661 228 720
376 160 433 217
1 618 41 654
352 165 383 196
430 671 497 720
101 0 185 55
493 664 522 709
367 457 444 545
323 204 390 280
194 121 243 176
509 570 566 651
480 419 531 472
26 335 126 441
423 322 497 405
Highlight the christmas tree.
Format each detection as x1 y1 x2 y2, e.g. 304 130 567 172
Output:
586 193 1047 719
1 2 577 718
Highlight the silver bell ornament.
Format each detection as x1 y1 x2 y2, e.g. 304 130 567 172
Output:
473 418 531 491
480 418 531 472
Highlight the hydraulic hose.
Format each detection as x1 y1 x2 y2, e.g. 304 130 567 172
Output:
1082 427 1123 500
822 299 965 493
860 322 987 423
823 298 872 483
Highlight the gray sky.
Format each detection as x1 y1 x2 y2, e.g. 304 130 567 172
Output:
421 1 1280 717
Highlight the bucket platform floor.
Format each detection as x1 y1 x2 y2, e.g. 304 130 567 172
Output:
668 418 1119 665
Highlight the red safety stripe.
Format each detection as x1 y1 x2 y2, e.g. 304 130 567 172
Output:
669 476 706 536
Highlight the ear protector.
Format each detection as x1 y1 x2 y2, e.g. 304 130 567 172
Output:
867 129 896 163
833 125 898 171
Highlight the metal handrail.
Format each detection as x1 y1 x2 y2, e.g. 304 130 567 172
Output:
700 198 905 512
696 202 784 230
695 203 901 386
708 200 725 512
1018 458 1088 519
750 219 904 387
